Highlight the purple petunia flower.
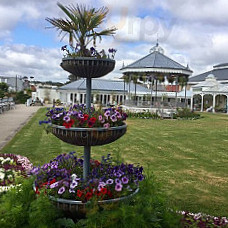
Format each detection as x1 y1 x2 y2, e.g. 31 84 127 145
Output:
121 176 129 184
78 113 84 119
106 179 114 185
111 115 117 122
104 110 110 119
98 115 103 121
51 114 57 120
50 182 59 189
115 183 123 192
115 178 121 184
69 188 75 193
58 186 65 194
103 123 110 128
98 181 106 191
63 116 70 123
70 180 78 189
116 111 122 118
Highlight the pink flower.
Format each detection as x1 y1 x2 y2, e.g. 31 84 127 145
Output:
103 123 110 128
115 183 123 192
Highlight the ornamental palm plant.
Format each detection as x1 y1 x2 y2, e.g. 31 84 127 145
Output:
46 2 117 56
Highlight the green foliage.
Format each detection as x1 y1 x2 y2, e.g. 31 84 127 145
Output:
75 174 181 228
173 108 201 120
0 82 9 98
126 110 160 119
15 91 30 104
0 178 62 228
46 3 116 56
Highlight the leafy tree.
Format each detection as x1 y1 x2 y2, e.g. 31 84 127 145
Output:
46 3 117 56
68 74 80 83
0 82 9 98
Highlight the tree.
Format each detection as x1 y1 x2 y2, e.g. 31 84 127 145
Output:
178 76 189 107
132 74 138 105
0 82 9 98
68 74 80 83
46 3 117 56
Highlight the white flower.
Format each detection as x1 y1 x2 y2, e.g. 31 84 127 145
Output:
0 172 5 180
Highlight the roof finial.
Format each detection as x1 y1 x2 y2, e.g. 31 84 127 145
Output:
122 61 125 68
156 33 159 46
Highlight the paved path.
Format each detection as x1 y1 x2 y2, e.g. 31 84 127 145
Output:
0 104 41 150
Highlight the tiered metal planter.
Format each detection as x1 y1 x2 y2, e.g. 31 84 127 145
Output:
48 57 130 214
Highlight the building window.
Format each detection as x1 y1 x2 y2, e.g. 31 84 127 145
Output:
5 79 7 83
80 94 83 104
70 93 73 101
74 93 77 103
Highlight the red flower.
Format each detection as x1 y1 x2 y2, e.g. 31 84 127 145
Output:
77 190 83 198
69 119 75 126
100 188 108 195
85 192 93 200
83 114 89 121
63 122 70 128
94 160 100 166
35 186 40 195
107 189 112 197
90 117 96 123
49 178 56 185
87 121 94 128
63 119 75 128
40 181 48 187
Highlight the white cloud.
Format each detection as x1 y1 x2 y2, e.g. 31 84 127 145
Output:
0 44 69 82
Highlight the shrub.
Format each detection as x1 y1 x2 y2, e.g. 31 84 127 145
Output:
173 108 201 120
126 111 160 119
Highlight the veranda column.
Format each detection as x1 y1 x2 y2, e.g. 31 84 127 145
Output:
201 94 204 112
212 94 216 113
72 93 75 105
227 95 228 114
190 96 194 111
77 93 80 104
67 93 71 104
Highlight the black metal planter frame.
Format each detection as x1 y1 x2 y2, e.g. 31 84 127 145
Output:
51 124 127 146
60 57 115 78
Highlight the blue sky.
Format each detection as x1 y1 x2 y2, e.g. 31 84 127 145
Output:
0 0 228 82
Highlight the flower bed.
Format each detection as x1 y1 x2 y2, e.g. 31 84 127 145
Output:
31 152 144 202
180 211 228 227
0 153 33 194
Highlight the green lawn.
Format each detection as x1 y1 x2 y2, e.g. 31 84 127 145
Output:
1 108 228 216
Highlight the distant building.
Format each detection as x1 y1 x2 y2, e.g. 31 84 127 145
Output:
0 76 24 92
191 74 228 113
189 63 228 85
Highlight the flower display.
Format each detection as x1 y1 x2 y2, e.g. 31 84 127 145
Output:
39 104 128 129
31 152 144 202
0 154 33 193
61 45 117 59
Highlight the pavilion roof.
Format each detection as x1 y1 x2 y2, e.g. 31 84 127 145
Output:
189 68 228 83
120 50 192 75
59 78 150 94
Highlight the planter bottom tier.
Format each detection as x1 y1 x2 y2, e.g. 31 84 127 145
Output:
49 188 139 215
51 124 127 146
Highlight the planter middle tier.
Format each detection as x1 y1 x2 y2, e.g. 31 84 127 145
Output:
51 124 127 146
60 57 115 78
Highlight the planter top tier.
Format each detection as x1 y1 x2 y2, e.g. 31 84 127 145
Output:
60 57 115 78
